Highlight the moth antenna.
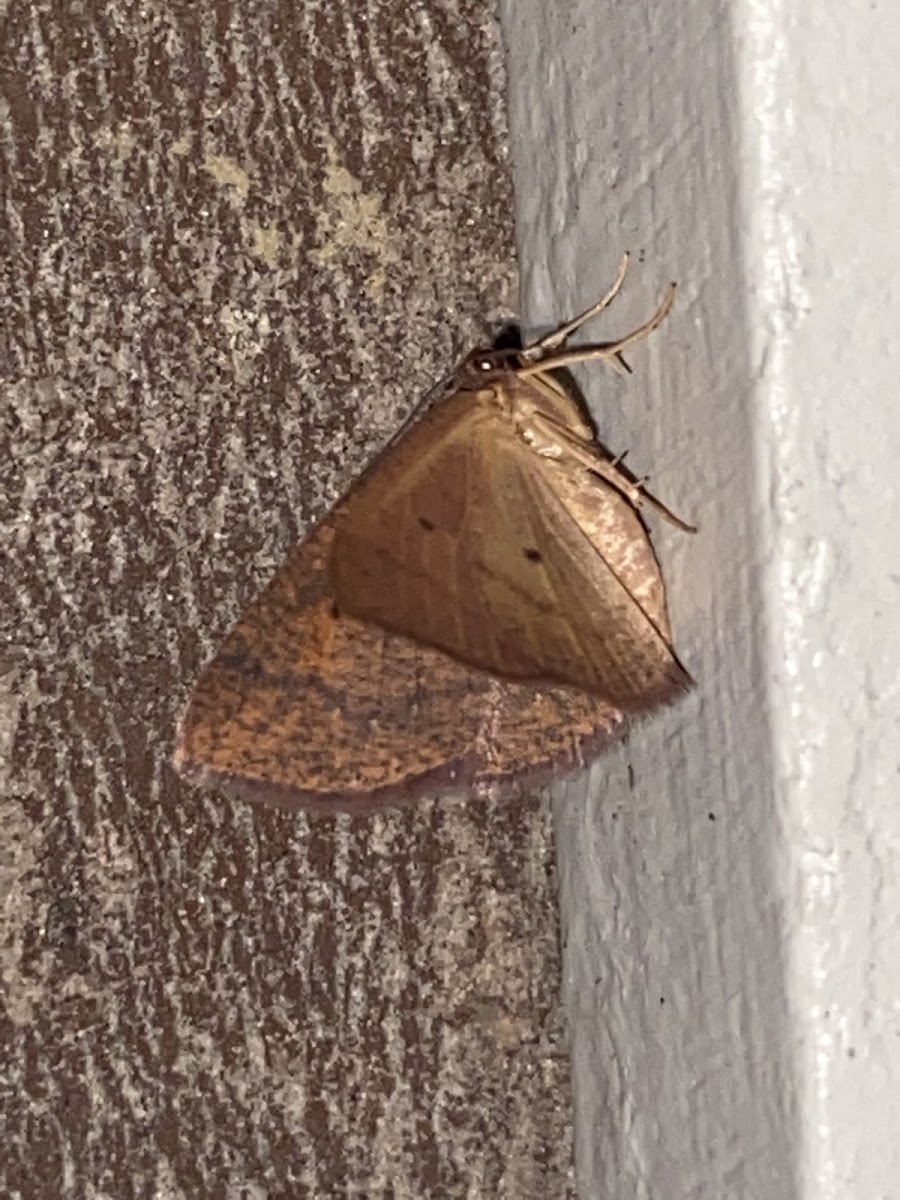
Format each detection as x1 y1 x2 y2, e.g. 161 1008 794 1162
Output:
516 283 677 379
527 253 631 356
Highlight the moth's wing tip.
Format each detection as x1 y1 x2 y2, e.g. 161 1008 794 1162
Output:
667 652 695 688
660 657 695 703
613 658 694 717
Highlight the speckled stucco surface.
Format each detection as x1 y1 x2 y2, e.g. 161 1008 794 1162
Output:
1 2 576 1196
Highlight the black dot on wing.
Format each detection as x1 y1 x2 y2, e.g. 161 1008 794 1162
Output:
418 516 435 531
523 547 542 562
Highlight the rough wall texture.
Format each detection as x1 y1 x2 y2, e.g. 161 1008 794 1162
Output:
1 2 576 1197
740 3 900 1195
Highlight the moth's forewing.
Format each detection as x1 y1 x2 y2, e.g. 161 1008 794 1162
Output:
329 371 689 710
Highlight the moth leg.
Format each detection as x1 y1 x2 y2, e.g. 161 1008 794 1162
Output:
523 410 697 532
526 253 630 356
516 283 676 381
583 454 695 532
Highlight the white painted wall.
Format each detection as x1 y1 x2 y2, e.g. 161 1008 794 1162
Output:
501 0 900 1196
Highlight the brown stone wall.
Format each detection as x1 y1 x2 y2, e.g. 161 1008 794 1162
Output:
1 1 575 1195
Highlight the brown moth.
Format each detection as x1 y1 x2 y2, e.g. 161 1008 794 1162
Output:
174 255 693 814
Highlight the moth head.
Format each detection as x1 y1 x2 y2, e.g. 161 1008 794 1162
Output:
455 346 524 390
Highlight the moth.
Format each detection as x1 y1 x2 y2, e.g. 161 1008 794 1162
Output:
174 255 693 813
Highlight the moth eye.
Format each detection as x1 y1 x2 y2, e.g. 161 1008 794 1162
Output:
477 358 494 372
523 547 543 562
418 516 435 531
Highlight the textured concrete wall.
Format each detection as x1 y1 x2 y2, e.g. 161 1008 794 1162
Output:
503 0 900 1196
739 2 900 1194
2 2 578 1197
